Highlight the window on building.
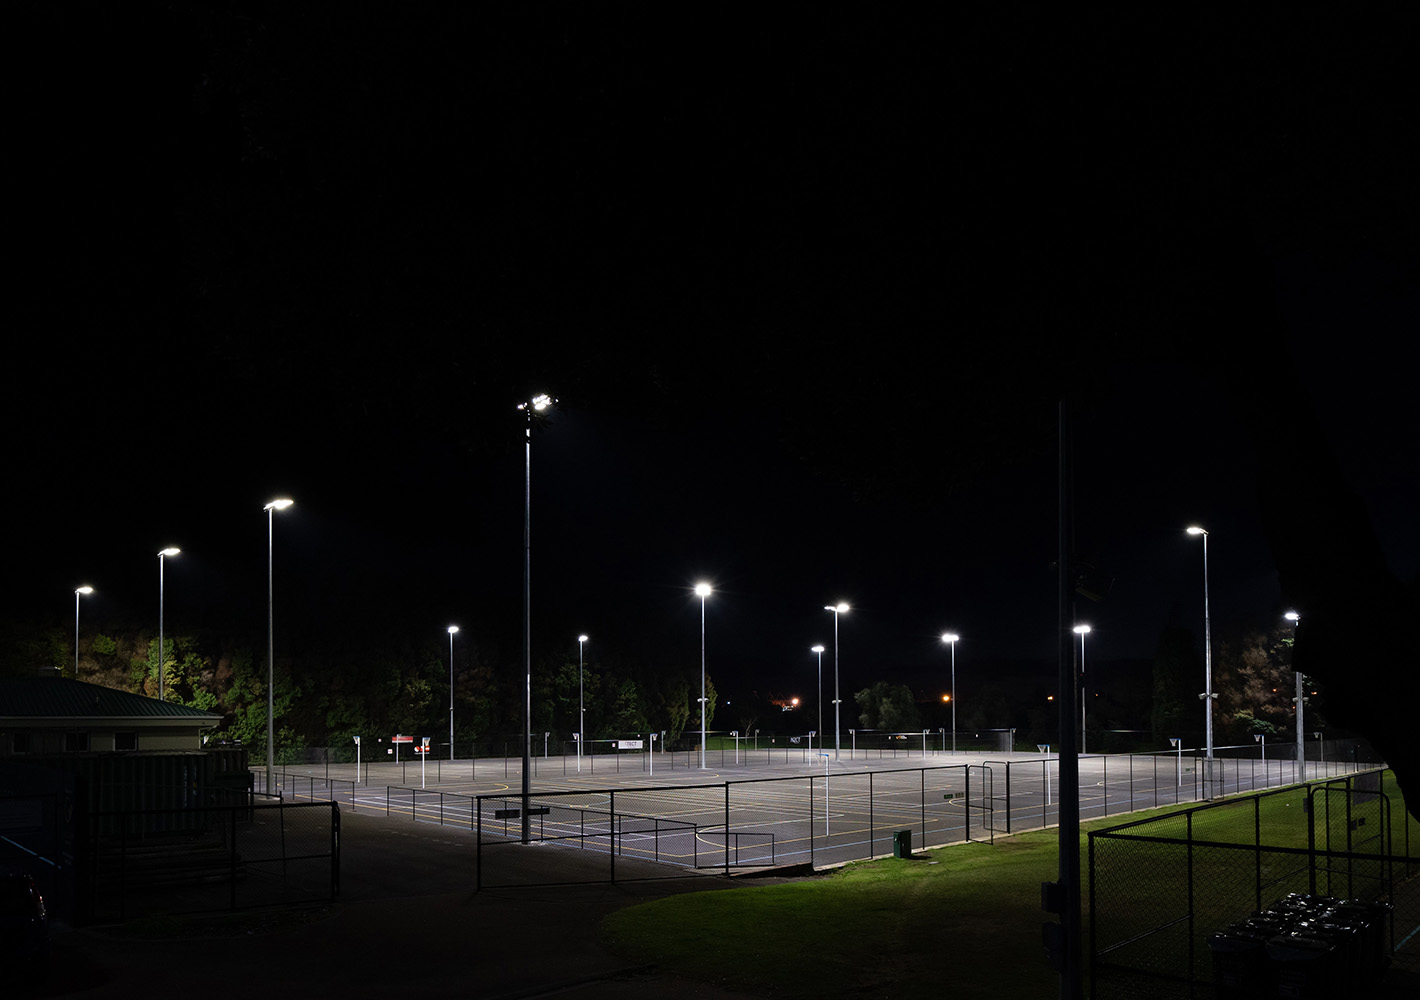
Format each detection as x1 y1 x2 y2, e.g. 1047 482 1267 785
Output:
65 732 89 752
12 733 30 754
115 732 138 752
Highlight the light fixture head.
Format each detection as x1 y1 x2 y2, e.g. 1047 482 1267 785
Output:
1284 611 1300 622
578 634 588 643
159 547 181 557
1186 525 1206 536
941 632 959 643
811 644 825 653
265 498 294 511
1073 624 1091 635
825 602 849 613
448 625 459 635
518 393 555 412
75 585 94 595
694 582 712 598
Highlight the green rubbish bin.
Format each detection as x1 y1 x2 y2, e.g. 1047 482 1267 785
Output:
892 829 912 858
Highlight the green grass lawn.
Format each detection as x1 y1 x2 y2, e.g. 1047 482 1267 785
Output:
600 773 1419 999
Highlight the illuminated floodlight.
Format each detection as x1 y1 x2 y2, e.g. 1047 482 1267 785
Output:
265 498 294 511
518 393 555 412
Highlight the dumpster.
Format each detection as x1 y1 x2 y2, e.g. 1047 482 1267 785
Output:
1208 929 1273 998
892 829 912 858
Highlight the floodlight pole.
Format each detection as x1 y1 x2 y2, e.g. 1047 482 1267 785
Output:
825 604 848 761
73 586 94 675
1286 612 1303 784
447 626 459 762
577 635 587 773
518 395 552 842
158 547 179 701
264 498 293 798
696 584 711 769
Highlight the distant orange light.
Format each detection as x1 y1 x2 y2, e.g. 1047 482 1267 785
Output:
942 694 950 703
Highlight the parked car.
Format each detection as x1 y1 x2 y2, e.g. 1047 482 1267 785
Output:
0 874 50 986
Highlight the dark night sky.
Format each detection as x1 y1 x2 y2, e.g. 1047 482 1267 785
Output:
5 7 1416 717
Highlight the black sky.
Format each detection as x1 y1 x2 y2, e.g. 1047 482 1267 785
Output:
5 7 1416 715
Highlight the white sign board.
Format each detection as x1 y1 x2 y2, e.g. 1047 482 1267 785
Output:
615 740 644 750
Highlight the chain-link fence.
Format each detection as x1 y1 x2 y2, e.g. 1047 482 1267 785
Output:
80 800 339 923
1089 770 1420 998
260 743 1378 893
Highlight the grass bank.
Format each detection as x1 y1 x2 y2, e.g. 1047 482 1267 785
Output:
600 773 1416 999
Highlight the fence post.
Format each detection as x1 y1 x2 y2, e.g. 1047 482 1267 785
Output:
964 765 971 843
809 774 815 868
610 790 617 883
869 771 874 856
724 782 731 877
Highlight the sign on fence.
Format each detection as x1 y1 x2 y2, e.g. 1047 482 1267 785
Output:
616 740 643 750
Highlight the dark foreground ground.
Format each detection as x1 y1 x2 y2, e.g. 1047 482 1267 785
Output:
35 808 770 999
27 806 1420 999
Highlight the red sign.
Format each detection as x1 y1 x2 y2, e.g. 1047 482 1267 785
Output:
415 746 430 754
392 735 414 744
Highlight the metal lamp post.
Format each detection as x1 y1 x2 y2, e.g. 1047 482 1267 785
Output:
264 498 294 797
941 633 959 753
695 583 712 769
447 626 459 761
825 603 848 760
577 634 588 773
1186 527 1215 767
811 645 825 760
157 547 180 701
1073 625 1090 754
73 586 94 675
1286 611 1303 782
518 393 554 843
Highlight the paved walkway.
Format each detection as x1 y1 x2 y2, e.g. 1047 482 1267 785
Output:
40 808 775 999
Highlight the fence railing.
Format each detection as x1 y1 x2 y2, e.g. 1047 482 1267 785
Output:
1088 770 1420 998
266 744 1375 890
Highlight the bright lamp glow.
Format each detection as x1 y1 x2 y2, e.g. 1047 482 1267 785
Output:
159 547 181 557
1073 624 1091 635
75 585 93 595
811 644 824 653
694 582 712 598
825 602 849 613
941 632 959 643
578 634 588 642
1186 525 1206 535
265 498 294 511
448 625 459 635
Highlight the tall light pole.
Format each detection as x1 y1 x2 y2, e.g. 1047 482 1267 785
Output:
264 498 293 797
825 603 848 760
157 547 180 702
1186 526 1215 765
811 645 825 757
1073 625 1090 754
518 393 553 843
1286 611 1303 781
941 633 959 753
447 626 459 761
73 586 93 675
577 634 588 773
695 583 712 769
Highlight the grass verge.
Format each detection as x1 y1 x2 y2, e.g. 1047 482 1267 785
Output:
600 774 1417 999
